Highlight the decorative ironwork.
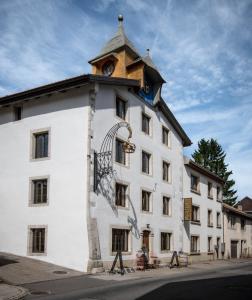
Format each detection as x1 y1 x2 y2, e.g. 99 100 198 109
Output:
94 122 135 192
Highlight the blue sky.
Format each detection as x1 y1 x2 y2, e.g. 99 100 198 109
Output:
0 0 251 199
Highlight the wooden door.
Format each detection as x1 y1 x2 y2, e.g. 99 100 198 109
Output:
142 230 150 251
231 241 238 258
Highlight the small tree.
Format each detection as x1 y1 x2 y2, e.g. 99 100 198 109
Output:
192 138 237 206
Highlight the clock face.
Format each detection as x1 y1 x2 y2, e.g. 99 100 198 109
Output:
102 61 115 76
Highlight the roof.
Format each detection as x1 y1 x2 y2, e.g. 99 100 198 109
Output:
184 157 225 184
236 197 252 212
0 74 140 107
223 203 252 219
89 24 140 64
127 55 166 83
156 98 192 147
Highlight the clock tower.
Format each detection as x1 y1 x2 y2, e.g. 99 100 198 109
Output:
89 15 165 105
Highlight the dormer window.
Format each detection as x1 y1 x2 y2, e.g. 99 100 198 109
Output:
102 60 115 76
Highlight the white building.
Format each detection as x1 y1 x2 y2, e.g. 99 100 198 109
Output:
223 203 252 258
183 158 224 262
0 17 226 272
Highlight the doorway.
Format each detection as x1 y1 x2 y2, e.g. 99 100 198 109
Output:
142 230 150 252
231 240 238 258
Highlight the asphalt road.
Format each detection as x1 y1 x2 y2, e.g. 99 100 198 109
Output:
23 261 252 300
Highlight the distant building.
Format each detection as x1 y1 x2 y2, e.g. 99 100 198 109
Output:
235 197 252 215
223 203 252 258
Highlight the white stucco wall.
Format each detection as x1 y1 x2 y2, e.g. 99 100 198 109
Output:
183 165 223 260
223 210 252 258
0 87 90 271
90 85 185 265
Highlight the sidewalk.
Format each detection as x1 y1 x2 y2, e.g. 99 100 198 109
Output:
0 283 28 300
0 252 83 300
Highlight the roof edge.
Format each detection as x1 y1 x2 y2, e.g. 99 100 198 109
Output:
0 74 140 106
156 98 192 147
223 203 252 219
184 157 225 184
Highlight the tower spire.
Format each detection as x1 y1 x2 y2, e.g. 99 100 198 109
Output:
118 14 124 34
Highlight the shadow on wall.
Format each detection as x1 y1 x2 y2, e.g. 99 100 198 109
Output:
97 172 140 240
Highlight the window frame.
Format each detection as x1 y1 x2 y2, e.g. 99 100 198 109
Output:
190 235 200 254
115 137 127 166
115 182 128 208
162 195 171 216
115 96 127 121
160 232 172 252
111 226 131 255
191 174 200 194
27 225 47 256
191 205 200 224
30 128 51 161
141 189 152 213
216 212 221 228
208 236 213 253
13 106 22 121
162 125 170 147
29 176 50 206
208 182 213 199
141 112 151 136
141 150 152 175
207 209 213 227
162 160 171 183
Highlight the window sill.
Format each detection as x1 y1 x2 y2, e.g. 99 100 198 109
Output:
160 250 172 254
29 203 49 207
208 224 214 228
191 189 201 195
111 251 132 256
189 252 201 256
217 199 222 203
114 161 129 169
162 214 172 218
208 251 214 255
28 252 47 256
116 205 129 211
191 221 201 226
141 210 153 215
217 225 222 229
208 196 213 200
30 156 50 162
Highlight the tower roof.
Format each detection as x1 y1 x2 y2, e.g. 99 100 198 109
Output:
89 15 140 64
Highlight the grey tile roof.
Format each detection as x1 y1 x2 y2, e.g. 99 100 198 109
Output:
89 25 140 63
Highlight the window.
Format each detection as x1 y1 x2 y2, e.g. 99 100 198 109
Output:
163 161 170 182
115 138 126 165
161 232 172 251
142 151 151 174
217 212 221 227
163 196 170 216
192 205 200 223
33 131 49 159
14 106 22 121
30 228 46 254
142 113 150 135
208 236 213 252
32 179 48 204
115 183 127 207
162 126 170 146
112 228 129 252
191 175 199 193
229 215 236 229
241 218 246 230
217 186 222 201
208 182 213 198
116 97 126 120
142 190 151 212
207 209 213 227
191 235 199 253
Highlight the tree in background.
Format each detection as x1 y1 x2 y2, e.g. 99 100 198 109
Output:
192 138 237 206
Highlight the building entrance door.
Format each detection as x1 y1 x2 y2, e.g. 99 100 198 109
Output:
142 230 150 252
231 240 238 258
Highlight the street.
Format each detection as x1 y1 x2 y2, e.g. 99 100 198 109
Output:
22 260 252 300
